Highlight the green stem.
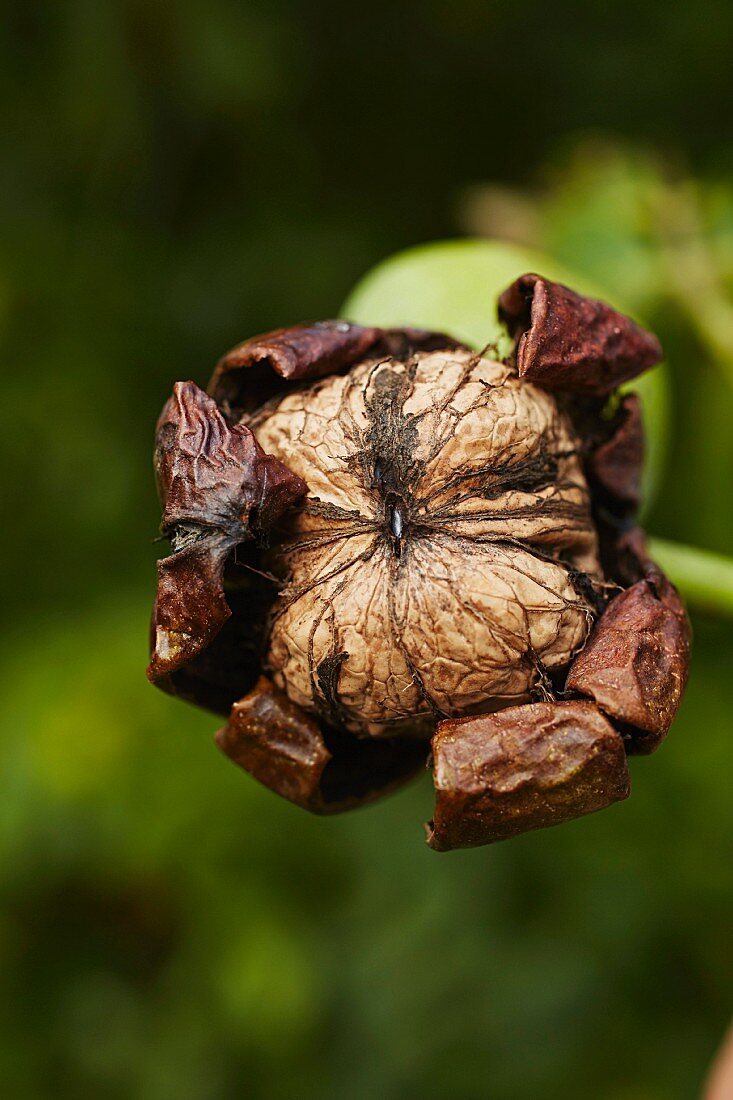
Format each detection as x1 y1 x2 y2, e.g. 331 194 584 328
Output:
649 538 733 617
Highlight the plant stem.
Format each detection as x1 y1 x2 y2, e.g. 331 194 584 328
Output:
649 538 733 617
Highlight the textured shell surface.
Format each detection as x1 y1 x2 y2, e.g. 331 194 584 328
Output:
249 348 601 737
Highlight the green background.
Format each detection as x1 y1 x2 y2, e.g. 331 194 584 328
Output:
2 3 733 1097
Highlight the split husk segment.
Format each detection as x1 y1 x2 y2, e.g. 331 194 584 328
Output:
148 275 690 850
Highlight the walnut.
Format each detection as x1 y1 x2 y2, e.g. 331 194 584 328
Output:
252 348 599 737
147 277 690 849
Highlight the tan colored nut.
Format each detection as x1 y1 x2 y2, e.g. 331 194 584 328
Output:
251 348 601 737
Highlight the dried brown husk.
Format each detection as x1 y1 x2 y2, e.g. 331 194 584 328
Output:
428 699 630 850
498 274 663 396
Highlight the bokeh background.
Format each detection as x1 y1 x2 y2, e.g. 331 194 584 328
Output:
2 3 733 1097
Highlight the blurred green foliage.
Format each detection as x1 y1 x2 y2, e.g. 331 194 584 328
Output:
2 3 733 1099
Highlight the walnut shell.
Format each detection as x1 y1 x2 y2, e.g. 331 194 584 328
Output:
250 348 601 737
